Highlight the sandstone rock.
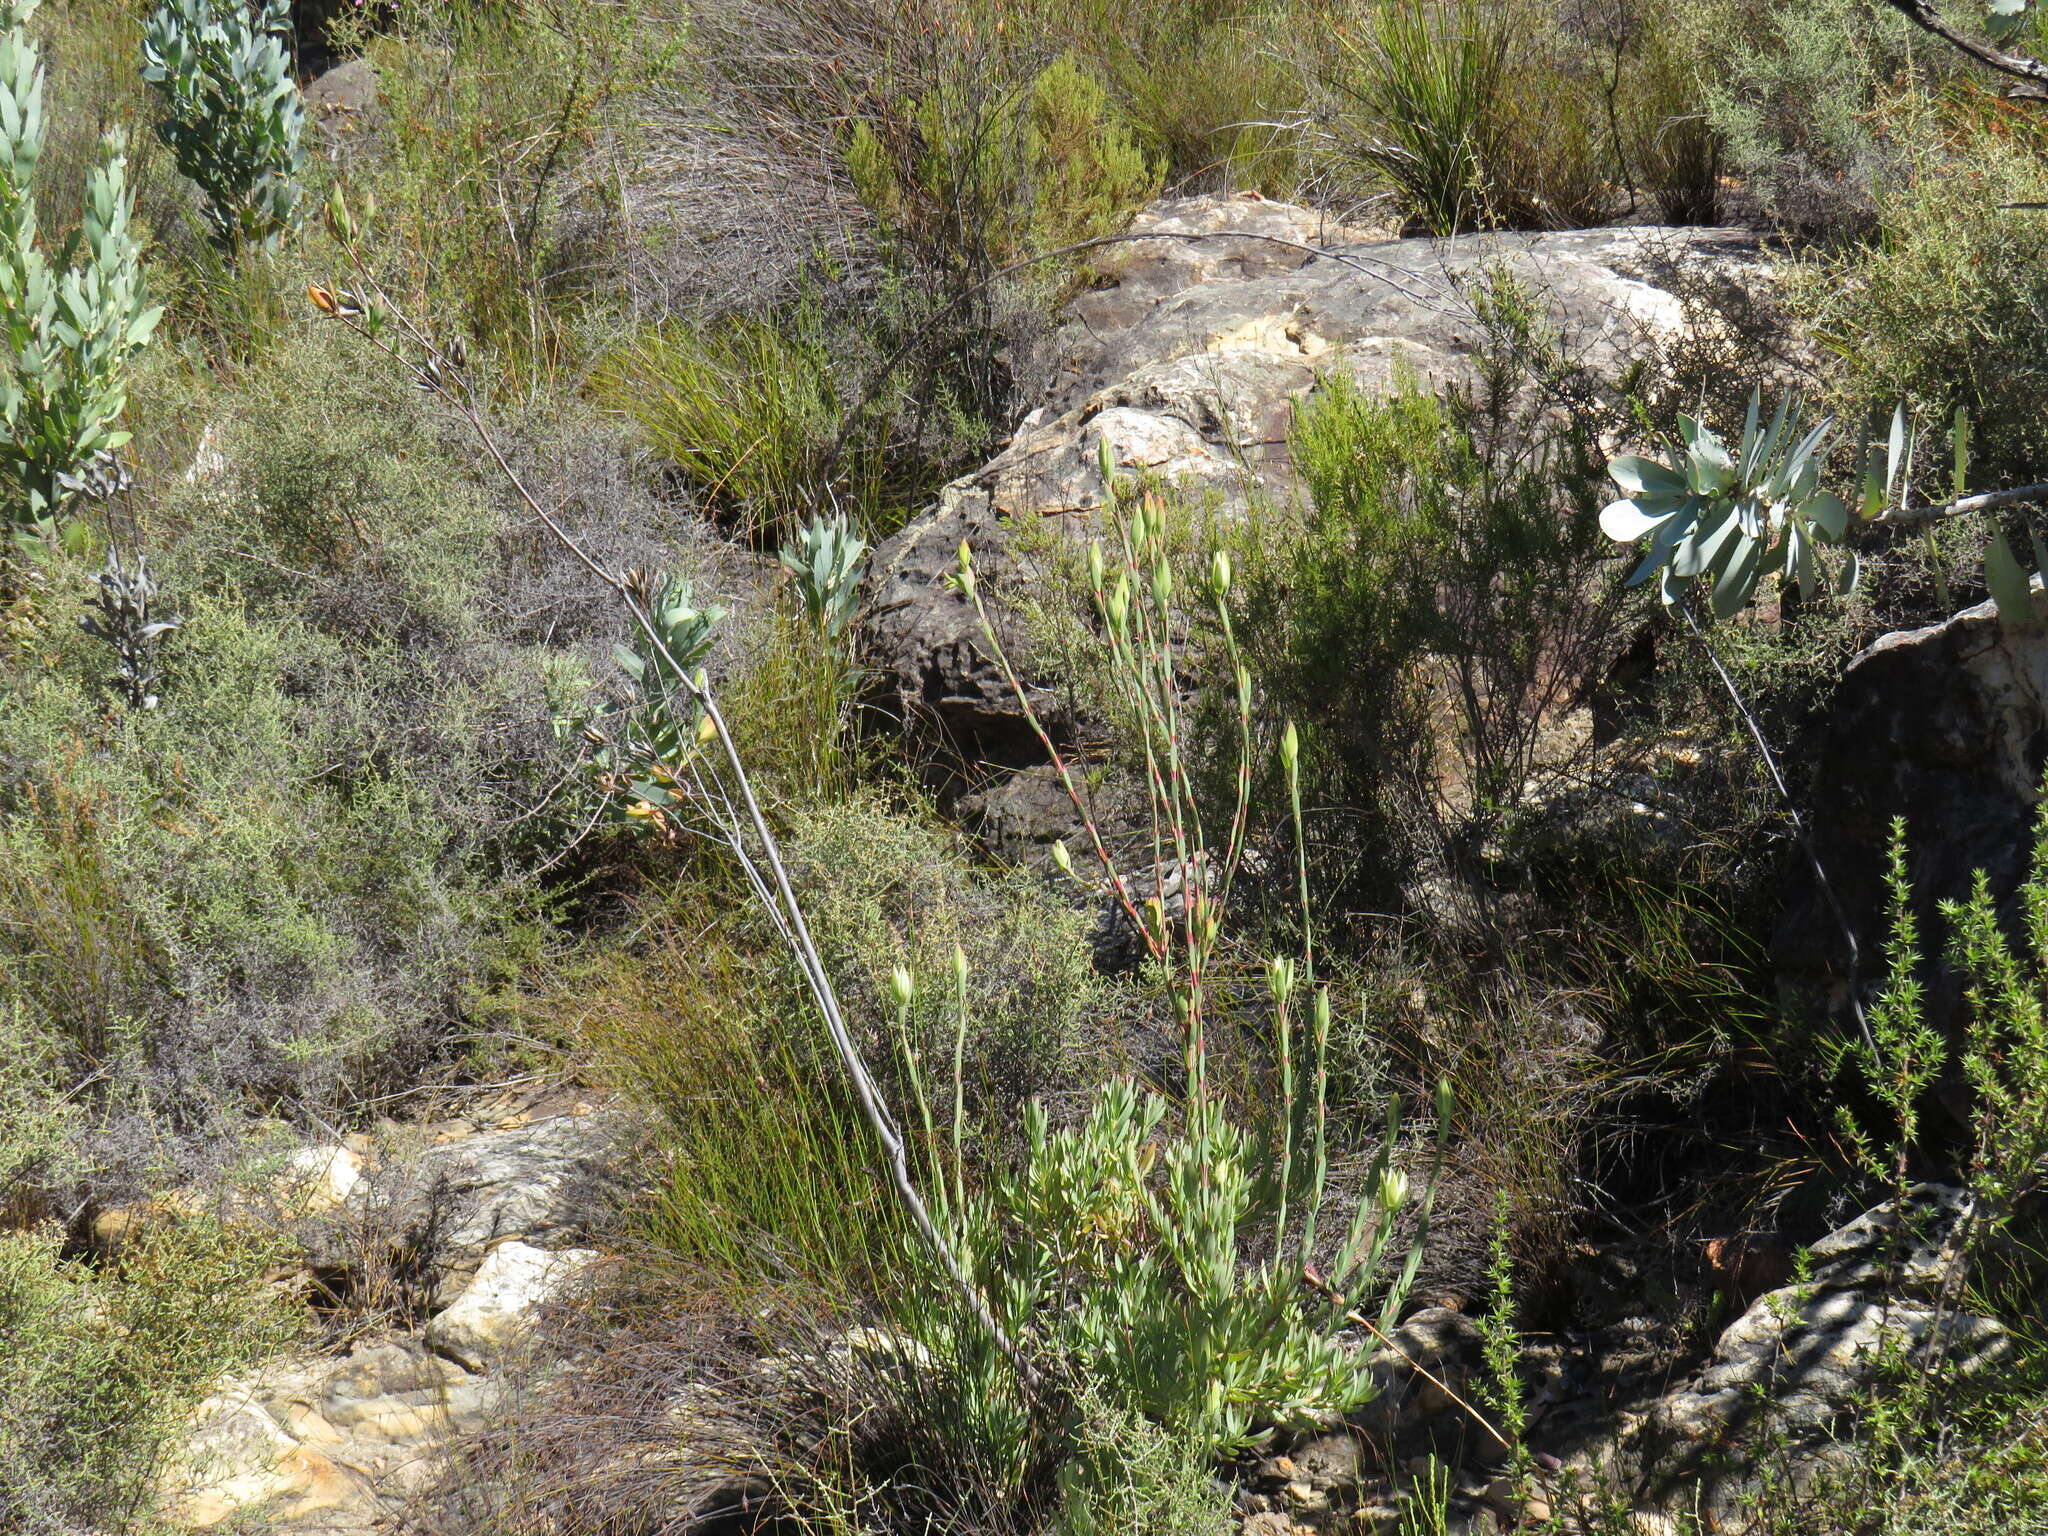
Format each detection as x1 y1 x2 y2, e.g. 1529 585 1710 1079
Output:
161 1340 501 1531
1775 585 2048 1060
863 190 1763 780
275 1143 366 1217
426 1239 602 1371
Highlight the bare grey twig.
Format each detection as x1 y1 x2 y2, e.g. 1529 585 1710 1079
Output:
306 240 1037 1390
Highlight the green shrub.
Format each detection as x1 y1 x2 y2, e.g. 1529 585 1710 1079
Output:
1617 0 1724 222
1687 0 1936 237
1788 127 2048 487
1044 0 1302 193
0 334 622 1189
576 918 908 1300
1315 0 1655 233
139 0 306 255
349 0 661 370
1234 332 1619 903
0 1214 296 1531
848 47 1162 274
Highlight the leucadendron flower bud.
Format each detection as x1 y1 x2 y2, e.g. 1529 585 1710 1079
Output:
890 967 915 1009
1378 1169 1410 1211
1266 955 1296 1003
1087 541 1106 593
1105 574 1132 633
1209 548 1232 600
953 539 976 600
1050 838 1075 877
951 944 969 989
1280 720 1300 779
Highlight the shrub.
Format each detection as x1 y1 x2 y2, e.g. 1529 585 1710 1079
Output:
138 0 306 255
348 0 660 370
0 1214 296 1532
1686 0 1937 237
0 334 642 1193
1044 0 1302 193
0 0 158 545
824 461 1454 1527
847 46 1162 276
1617 0 1724 223
1787 126 2048 487
578 917 909 1300
1233 322 1622 906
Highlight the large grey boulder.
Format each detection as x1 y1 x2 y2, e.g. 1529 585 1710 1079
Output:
862 193 1763 768
376 1106 636 1264
1773 586 2048 1062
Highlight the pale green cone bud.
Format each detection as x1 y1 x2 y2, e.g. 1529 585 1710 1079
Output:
1143 896 1166 942
1267 956 1296 1003
1087 541 1105 593
890 967 915 1008
1209 548 1232 600
1280 720 1300 779
951 944 969 990
1050 838 1074 877
1378 1169 1410 1211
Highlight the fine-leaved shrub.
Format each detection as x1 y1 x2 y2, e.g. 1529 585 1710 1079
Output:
0 1214 296 1532
1788 126 2048 487
1235 331 1620 906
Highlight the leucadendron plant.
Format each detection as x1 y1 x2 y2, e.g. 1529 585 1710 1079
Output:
141 0 307 255
0 0 159 547
929 444 1450 1497
1604 392 2048 630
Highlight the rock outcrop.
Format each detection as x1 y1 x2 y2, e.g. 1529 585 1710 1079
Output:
862 194 1765 774
158 1100 635 1533
1776 586 2048 1061
1641 1185 2010 1518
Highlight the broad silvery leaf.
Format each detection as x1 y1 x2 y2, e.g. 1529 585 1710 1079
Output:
1598 391 1858 614
1985 521 2035 626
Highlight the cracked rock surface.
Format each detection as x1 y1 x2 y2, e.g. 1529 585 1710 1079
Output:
862 193 1764 774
